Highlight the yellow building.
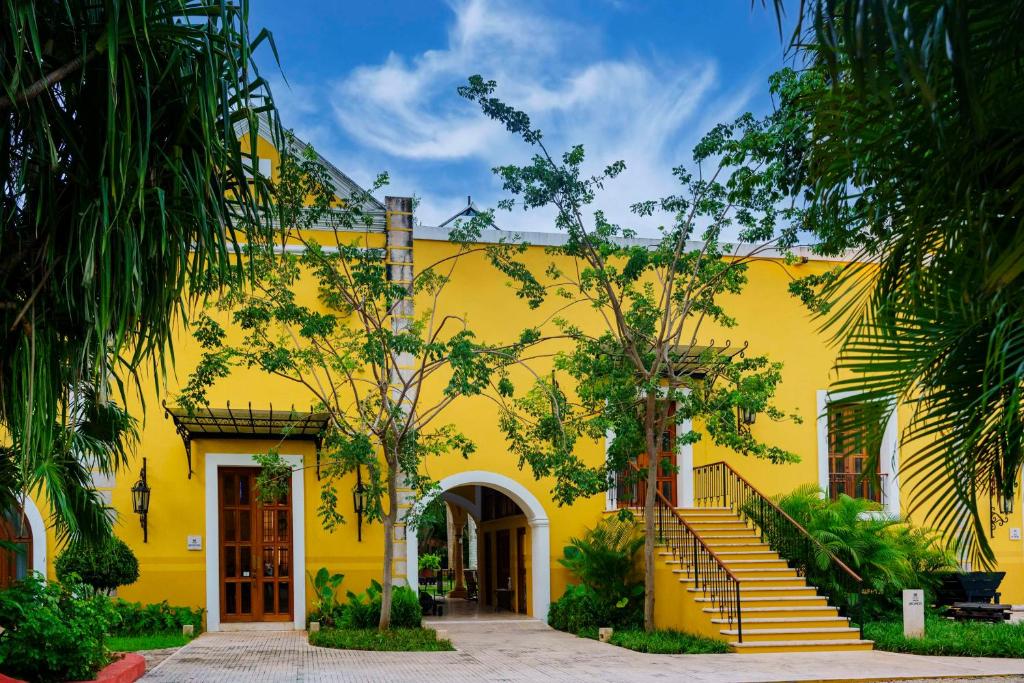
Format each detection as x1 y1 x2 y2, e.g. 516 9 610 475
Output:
9 131 1023 652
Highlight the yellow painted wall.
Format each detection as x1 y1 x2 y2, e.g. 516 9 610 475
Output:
23 136 1024 619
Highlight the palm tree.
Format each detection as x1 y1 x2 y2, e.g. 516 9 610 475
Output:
762 1 1024 565
0 0 280 540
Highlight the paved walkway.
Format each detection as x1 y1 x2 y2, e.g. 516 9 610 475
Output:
143 620 1024 682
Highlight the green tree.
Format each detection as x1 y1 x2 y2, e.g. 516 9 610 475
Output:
181 136 540 629
460 76 803 630
0 0 280 542
764 1 1024 564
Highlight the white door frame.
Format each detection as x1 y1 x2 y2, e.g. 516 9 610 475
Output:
204 453 306 631
406 470 550 621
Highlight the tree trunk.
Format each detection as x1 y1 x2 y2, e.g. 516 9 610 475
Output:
378 465 399 630
642 392 659 632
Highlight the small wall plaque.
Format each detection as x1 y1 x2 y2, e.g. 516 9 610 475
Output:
187 535 202 551
1011 528 1022 541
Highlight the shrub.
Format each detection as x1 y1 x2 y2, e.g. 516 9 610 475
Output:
309 627 453 652
110 599 204 635
55 536 140 593
307 567 345 627
750 485 957 620
341 581 422 629
0 575 117 682
418 553 441 572
864 615 1024 657
581 627 731 654
548 517 644 634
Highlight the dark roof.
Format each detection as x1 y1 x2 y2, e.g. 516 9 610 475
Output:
163 402 330 479
438 196 498 229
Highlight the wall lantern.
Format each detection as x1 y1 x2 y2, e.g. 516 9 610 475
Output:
352 466 366 542
131 457 151 543
738 405 757 428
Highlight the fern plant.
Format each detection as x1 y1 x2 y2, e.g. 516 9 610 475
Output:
753 485 956 619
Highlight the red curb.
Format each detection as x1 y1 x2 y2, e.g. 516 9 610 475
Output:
0 653 146 683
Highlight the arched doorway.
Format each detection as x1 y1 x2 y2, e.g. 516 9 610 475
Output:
407 471 551 621
0 498 46 587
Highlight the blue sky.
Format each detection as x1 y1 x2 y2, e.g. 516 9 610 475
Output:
249 1 792 233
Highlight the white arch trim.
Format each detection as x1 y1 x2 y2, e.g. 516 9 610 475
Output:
22 496 46 577
406 470 551 622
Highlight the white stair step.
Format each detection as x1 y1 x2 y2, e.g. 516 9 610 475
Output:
721 627 859 636
730 639 873 650
722 606 836 613
712 617 847 624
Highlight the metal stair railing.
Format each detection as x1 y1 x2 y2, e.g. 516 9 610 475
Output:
619 463 744 642
694 461 865 636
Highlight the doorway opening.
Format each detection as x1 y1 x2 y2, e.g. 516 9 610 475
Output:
407 471 550 621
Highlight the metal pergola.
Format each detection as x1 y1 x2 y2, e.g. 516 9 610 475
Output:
163 402 330 479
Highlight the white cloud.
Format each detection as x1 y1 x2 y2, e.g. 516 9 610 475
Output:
290 0 763 234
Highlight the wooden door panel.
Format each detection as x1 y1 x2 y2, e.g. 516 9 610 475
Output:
219 467 292 622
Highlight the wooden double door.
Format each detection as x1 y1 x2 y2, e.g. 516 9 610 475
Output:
219 467 293 622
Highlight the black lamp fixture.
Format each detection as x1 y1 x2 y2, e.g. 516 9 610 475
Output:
737 405 757 428
990 480 1015 537
352 466 366 542
131 457 151 543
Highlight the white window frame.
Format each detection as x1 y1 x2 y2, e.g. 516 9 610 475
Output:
816 390 900 518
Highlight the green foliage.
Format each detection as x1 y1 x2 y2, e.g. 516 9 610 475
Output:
765 0 1024 566
864 615 1024 658
580 627 731 654
0 575 117 682
549 518 646 633
560 518 644 613
0 0 280 545
307 567 345 627
341 581 422 630
418 553 442 572
110 599 204 636
55 536 140 593
309 627 453 652
107 633 191 652
756 485 956 620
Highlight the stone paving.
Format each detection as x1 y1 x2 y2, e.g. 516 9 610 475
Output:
143 619 1024 683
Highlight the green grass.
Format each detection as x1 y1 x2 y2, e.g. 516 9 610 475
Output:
864 615 1024 657
309 627 454 652
108 633 192 652
579 627 731 654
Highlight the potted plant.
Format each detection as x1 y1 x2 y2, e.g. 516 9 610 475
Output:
419 553 441 580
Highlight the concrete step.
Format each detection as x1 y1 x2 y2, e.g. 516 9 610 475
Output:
719 559 790 569
730 639 874 654
727 567 799 577
713 616 850 629
691 586 818 598
681 576 806 588
721 627 862 642
716 605 840 618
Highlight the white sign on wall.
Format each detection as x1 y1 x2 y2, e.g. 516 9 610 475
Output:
187 535 203 551
1010 528 1022 541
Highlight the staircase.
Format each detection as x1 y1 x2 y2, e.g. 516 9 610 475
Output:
622 461 874 654
663 506 872 653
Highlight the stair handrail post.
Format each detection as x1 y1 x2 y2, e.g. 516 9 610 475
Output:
735 580 742 643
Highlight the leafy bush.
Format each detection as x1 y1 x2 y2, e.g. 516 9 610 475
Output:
55 536 140 593
0 575 117 682
579 627 731 654
307 567 345 627
865 615 1024 657
750 485 956 619
418 553 441 572
110 599 204 635
341 581 422 629
548 517 645 633
309 627 453 651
